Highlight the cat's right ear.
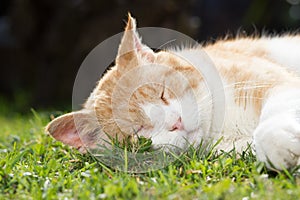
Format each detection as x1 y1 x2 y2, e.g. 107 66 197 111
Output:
45 110 100 153
116 13 155 71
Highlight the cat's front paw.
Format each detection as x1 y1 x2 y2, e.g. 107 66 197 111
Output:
253 115 300 170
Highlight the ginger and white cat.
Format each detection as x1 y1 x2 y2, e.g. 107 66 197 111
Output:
46 15 300 170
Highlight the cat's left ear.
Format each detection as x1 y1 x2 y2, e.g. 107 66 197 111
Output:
116 13 155 69
45 110 103 153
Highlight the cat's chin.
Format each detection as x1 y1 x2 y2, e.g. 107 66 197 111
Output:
151 143 188 155
148 130 190 152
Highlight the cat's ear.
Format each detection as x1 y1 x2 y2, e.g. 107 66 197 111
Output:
116 13 155 70
45 110 101 153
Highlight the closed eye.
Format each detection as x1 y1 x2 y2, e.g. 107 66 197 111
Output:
160 86 165 99
160 86 169 105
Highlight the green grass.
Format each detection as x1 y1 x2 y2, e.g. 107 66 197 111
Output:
1 110 300 200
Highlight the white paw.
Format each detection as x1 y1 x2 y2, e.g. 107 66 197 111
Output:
253 114 300 170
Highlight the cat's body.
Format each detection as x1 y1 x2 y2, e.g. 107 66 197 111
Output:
205 37 300 154
46 15 300 170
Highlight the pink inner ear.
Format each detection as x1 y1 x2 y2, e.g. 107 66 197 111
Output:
134 35 143 51
133 32 155 62
140 49 155 62
57 125 83 148
48 114 83 149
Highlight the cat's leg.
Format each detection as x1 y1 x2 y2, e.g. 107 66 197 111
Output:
253 88 300 170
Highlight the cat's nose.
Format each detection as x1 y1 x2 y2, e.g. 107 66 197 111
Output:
169 117 184 131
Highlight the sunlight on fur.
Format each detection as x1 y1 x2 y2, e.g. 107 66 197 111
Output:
46 14 300 171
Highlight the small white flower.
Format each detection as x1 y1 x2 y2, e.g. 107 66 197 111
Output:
81 171 91 178
98 194 107 199
0 149 8 153
151 177 157 183
23 172 32 176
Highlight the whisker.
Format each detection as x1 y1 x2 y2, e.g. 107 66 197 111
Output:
234 96 265 100
231 85 272 90
225 80 271 86
156 39 177 51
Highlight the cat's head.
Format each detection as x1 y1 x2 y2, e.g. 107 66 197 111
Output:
46 14 212 152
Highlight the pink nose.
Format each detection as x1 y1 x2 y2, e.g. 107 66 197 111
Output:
170 117 184 131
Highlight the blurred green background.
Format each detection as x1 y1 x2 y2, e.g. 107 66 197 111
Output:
0 0 300 112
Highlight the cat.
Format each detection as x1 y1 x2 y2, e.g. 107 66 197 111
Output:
46 14 300 170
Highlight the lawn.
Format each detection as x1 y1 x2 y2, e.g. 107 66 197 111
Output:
1 109 300 200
